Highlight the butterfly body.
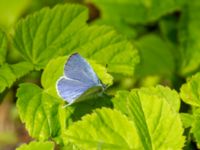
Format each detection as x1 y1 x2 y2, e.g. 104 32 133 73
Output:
56 53 105 105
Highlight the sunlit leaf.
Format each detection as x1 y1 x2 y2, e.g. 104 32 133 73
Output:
0 62 33 93
16 141 54 150
63 108 143 149
13 4 139 75
180 72 200 107
112 86 184 149
0 29 7 65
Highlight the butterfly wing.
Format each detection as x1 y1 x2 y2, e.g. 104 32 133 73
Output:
56 77 91 104
64 53 100 85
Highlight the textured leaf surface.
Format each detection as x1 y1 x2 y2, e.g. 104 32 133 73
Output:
16 141 54 150
180 72 200 107
191 109 200 145
16 55 112 140
75 25 139 75
92 0 184 24
112 86 184 150
13 4 139 75
0 29 7 65
179 0 200 75
17 83 68 140
62 86 184 150
13 4 87 69
63 108 142 150
0 62 33 93
180 113 194 128
135 34 174 78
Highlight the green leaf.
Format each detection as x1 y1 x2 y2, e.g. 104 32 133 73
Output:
134 34 175 78
13 4 139 75
191 109 200 145
179 0 200 75
180 72 200 107
16 83 71 140
16 55 112 140
41 56 113 98
91 0 185 24
13 4 87 69
112 86 184 150
73 25 139 75
180 113 194 128
63 108 143 149
0 62 33 93
113 91 152 150
0 29 7 65
16 141 54 150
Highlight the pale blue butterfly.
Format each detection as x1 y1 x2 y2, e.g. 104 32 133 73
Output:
56 53 105 105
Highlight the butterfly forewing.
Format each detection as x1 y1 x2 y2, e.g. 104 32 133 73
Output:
64 53 100 85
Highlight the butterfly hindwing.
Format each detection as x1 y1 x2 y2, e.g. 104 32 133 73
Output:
56 77 90 104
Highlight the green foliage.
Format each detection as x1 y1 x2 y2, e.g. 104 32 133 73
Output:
13 4 139 75
63 108 142 149
0 29 7 65
17 83 65 140
16 141 54 150
134 34 175 78
180 72 200 107
191 109 200 146
180 113 194 128
91 0 184 24
0 62 33 93
112 86 184 150
16 55 113 140
1 1 200 149
179 0 200 75
61 86 184 149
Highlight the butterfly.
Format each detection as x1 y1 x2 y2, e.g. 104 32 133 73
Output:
56 53 105 105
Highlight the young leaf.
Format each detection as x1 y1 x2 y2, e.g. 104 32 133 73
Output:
13 4 88 69
179 0 200 75
91 0 185 24
191 109 200 146
63 108 143 150
16 56 113 140
16 83 71 140
0 29 7 65
134 34 175 78
112 86 184 150
180 72 200 107
73 25 139 75
0 62 33 93
13 4 139 75
16 141 54 150
180 113 194 128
